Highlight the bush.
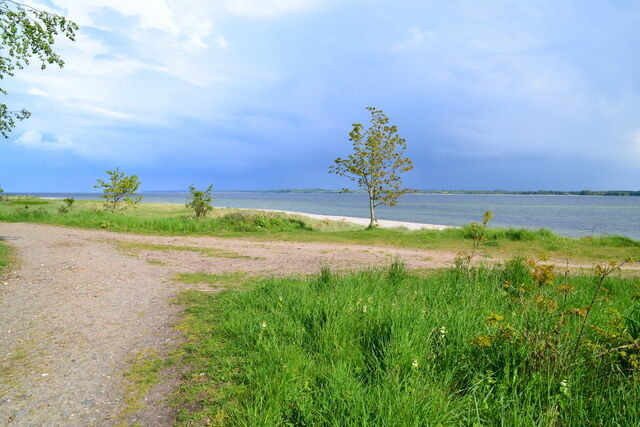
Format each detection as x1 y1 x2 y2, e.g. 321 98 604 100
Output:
185 184 213 219
219 211 311 232
58 197 75 214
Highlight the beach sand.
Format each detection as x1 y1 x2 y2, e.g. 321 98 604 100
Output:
249 208 454 231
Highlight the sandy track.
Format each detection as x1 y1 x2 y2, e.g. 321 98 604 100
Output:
0 223 455 425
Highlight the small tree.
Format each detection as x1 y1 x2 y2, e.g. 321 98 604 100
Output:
0 184 4 201
94 168 142 212
186 184 214 219
329 107 414 228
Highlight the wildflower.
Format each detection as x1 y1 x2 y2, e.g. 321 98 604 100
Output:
533 295 557 312
260 321 267 329
278 296 283 302
486 313 504 324
472 334 492 347
439 326 447 338
411 359 419 369
569 307 588 318
362 305 368 313
556 285 575 294
559 379 569 395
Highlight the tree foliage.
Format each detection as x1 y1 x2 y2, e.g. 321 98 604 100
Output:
329 107 413 227
94 168 142 212
186 184 214 219
0 0 78 137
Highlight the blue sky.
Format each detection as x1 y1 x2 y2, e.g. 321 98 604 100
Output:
1 0 639 192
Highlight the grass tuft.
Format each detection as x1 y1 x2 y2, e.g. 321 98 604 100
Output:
172 271 252 287
104 241 252 259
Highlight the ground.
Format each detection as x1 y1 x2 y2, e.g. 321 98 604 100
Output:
0 222 637 425
0 222 453 425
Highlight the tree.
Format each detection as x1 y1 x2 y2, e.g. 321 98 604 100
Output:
0 1 78 138
0 184 4 200
329 107 413 228
186 184 214 219
94 168 142 212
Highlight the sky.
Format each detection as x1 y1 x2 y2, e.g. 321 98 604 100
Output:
1 0 639 192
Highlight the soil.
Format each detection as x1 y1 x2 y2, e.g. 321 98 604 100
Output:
0 223 637 425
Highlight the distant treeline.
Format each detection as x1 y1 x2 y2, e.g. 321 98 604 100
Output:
254 189 640 196
414 190 640 196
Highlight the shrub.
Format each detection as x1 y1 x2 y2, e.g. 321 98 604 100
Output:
219 211 311 232
58 197 75 214
185 184 213 219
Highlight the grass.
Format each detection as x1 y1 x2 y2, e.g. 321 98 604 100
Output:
147 259 169 266
104 240 252 259
0 241 9 273
172 271 253 287
0 197 638 262
174 260 640 425
120 348 167 419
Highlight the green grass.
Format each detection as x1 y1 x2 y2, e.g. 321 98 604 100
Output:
0 241 9 273
174 260 640 425
172 271 253 287
104 240 252 259
120 348 167 418
1 197 639 262
147 259 169 266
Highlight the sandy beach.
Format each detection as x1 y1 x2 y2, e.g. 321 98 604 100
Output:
247 208 454 231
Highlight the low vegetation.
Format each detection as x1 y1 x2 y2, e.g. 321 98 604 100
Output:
175 259 640 425
173 271 254 288
0 240 9 273
104 240 251 259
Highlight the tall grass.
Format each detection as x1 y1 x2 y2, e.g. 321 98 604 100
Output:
176 260 640 425
0 206 312 234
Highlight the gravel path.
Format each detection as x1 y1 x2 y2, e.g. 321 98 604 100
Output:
0 223 455 425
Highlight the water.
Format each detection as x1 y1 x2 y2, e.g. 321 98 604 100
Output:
16 192 640 240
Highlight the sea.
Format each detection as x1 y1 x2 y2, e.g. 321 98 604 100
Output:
15 191 640 240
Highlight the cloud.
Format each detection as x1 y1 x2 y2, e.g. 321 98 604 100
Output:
224 0 327 18
14 130 74 151
27 88 50 97
394 28 434 51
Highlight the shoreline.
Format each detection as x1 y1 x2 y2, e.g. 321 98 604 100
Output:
39 197 455 231
235 207 455 231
